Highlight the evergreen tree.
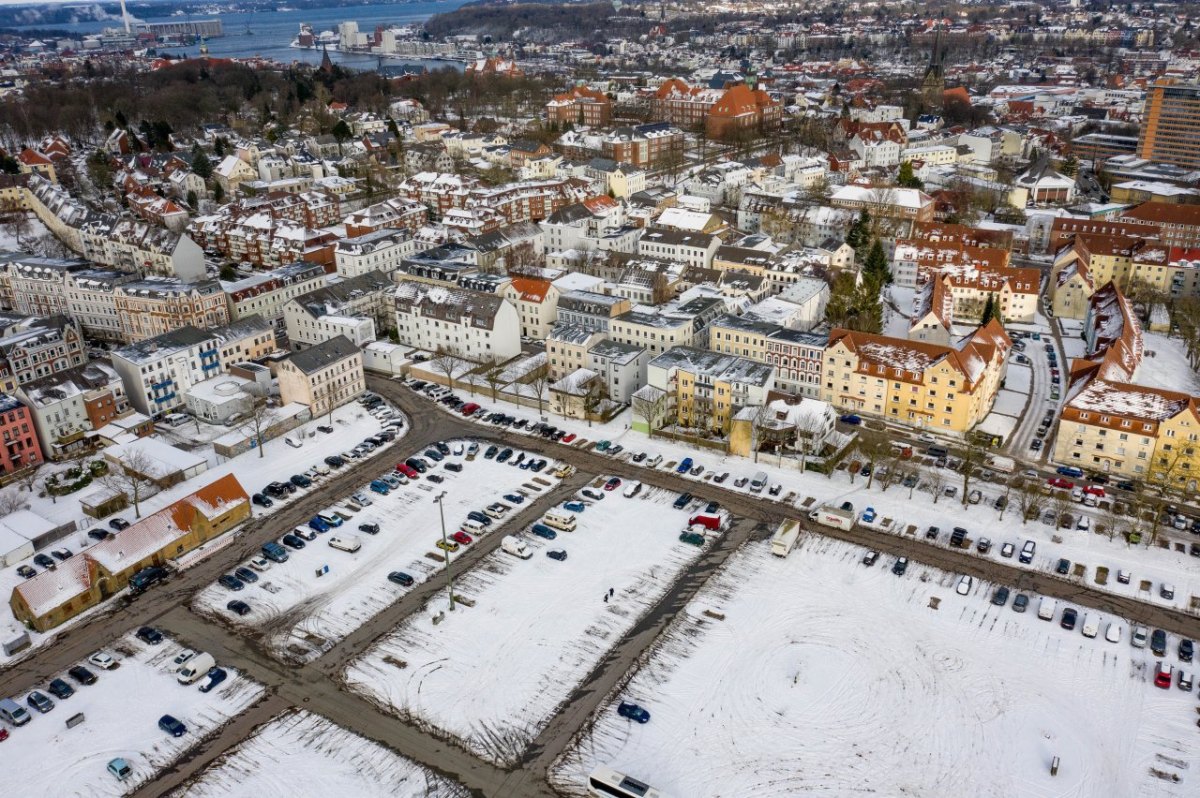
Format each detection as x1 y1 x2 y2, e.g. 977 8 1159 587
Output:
863 238 890 287
191 147 212 180
1061 154 1079 177
980 294 1001 326
845 210 871 260
897 160 924 189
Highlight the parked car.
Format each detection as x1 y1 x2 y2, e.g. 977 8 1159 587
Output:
1000 542 1015 558
1012 594 1029 613
227 600 251 616
547 549 568 561
451 531 473 545
67 665 97 685
1180 639 1195 662
198 668 227 693
679 531 706 547
26 690 54 713
617 701 650 723
1155 661 1173 689
991 586 1010 606
158 714 188 737
1060 607 1078 630
88 652 116 670
1056 558 1071 575
33 553 55 569
955 575 973 596
217 574 244 591
388 571 414 586
252 493 273 508
233 567 259 584
136 626 164 645
436 539 460 553
892 557 909 576
531 524 558 540
673 492 693 509
15 564 36 579
46 678 74 699
862 551 879 566
109 518 130 530
281 534 306 550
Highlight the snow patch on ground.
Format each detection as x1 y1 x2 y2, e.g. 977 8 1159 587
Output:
5 629 264 798
170 709 468 798
343 484 708 767
1138 332 1200 395
192 442 559 663
551 537 1200 797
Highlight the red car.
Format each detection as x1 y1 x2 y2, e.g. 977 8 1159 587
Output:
451 530 473 545
1047 477 1073 490
604 477 622 491
1154 661 1173 689
0 727 8 742
397 464 419 479
562 433 576 443
460 403 480 416
1083 485 1106 498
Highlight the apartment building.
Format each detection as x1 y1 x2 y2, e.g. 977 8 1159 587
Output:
284 271 395 350
111 326 224 417
1137 79 1200 171
830 185 935 223
600 123 685 168
333 228 418 279
555 290 631 333
1117 202 1200 250
393 281 521 363
637 228 721 269
277 335 366 417
0 315 86 392
1047 233 1189 318
0 393 44 474
545 85 612 127
546 324 607 382
115 279 229 343
221 261 328 340
821 322 1011 433
343 196 428 237
17 361 130 460
646 346 775 435
501 276 560 340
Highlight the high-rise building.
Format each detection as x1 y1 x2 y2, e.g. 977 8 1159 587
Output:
1137 79 1200 170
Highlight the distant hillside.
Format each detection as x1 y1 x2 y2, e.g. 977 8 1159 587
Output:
424 1 626 41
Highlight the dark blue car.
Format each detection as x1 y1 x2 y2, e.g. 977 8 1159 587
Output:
531 524 558 540
617 701 650 723
158 714 188 737
676 457 693 474
309 517 330 533
198 667 227 694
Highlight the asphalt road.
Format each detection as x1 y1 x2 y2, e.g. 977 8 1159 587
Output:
7 375 1200 797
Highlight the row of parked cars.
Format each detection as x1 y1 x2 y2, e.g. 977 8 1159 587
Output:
14 517 133 580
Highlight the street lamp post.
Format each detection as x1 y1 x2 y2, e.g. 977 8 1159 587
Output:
433 491 455 611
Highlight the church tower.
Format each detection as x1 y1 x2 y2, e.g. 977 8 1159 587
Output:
920 28 946 108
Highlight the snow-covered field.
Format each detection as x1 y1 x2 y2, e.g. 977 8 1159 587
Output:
0 402 406 668
193 442 559 663
4 630 263 798
171 710 468 798
552 537 1200 797
343 482 709 766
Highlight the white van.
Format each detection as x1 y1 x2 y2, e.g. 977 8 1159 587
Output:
1037 597 1057 621
177 652 216 684
542 511 577 532
284 435 303 448
461 518 487 536
501 535 531 559
328 534 362 553
1081 613 1099 638
749 471 768 493
645 454 663 468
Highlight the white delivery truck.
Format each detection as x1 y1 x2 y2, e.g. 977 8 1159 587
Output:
807 503 855 531
770 520 801 557
501 535 532 559
328 534 362 553
177 652 216 684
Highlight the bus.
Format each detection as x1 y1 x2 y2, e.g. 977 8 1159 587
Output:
588 766 671 798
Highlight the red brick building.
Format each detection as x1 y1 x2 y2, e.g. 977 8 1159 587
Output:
546 86 612 127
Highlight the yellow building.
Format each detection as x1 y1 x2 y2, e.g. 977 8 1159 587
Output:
1053 368 1200 486
545 325 606 382
10 474 250 631
821 322 1011 433
645 347 775 435
1049 233 1179 319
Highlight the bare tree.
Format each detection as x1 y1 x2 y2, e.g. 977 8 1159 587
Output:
1012 477 1044 525
527 364 551 416
876 447 902 493
0 491 27 515
995 479 1013 522
956 440 989 507
632 386 667 438
0 197 31 248
430 347 461 392
1049 489 1074 533
927 467 949 504
582 378 605 427
246 398 276 459
101 448 157 519
484 365 506 402
857 430 890 490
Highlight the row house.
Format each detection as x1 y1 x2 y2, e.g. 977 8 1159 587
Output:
394 281 521 364
707 315 825 398
822 321 1011 433
556 290 632 333
78 217 206 282
16 361 131 460
115 279 229 344
500 276 561 340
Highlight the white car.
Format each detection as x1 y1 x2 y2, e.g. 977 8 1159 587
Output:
88 652 117 670
172 649 195 667
352 493 374 507
1104 622 1122 644
955 575 973 596
248 557 271 572
1131 625 1149 648
284 435 303 448
453 443 464 456
1000 542 1015 558
622 481 642 498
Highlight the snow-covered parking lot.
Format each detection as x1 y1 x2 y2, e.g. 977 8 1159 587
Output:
171 709 468 798
343 481 712 766
3 630 262 798
193 441 560 663
552 537 1200 797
